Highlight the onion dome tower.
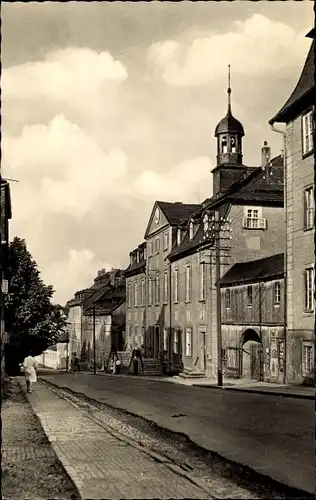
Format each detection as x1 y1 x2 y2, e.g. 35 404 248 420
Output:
212 66 246 196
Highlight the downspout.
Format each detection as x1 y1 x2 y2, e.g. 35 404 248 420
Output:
270 123 287 385
169 260 172 370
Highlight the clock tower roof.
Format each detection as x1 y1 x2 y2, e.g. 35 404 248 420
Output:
214 65 244 137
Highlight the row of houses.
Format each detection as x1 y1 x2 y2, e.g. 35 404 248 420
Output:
124 29 314 386
46 28 313 385
37 268 127 370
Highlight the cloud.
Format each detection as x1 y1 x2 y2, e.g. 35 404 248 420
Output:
3 111 211 302
2 47 127 102
147 14 309 86
3 114 129 220
134 157 212 201
42 249 114 305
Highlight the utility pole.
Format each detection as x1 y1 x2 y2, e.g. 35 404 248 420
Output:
214 211 223 387
93 305 96 374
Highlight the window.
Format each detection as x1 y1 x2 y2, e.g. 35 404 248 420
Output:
247 285 253 306
304 266 314 312
174 268 179 303
134 281 138 307
302 343 314 375
185 328 192 356
185 265 191 302
164 232 169 251
128 284 132 308
141 279 145 307
225 289 231 308
140 327 145 347
136 251 139 264
225 347 238 370
155 272 160 304
173 329 179 354
246 208 258 227
199 262 206 301
177 229 182 245
273 281 281 305
163 328 168 351
302 110 314 155
189 221 194 240
230 136 237 153
203 214 209 234
149 240 153 257
221 136 228 153
156 236 160 254
163 271 168 303
304 186 314 229
148 278 152 306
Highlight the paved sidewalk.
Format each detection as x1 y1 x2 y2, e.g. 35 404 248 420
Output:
2 377 78 500
23 379 210 499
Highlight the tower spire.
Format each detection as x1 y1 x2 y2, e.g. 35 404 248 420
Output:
227 64 232 114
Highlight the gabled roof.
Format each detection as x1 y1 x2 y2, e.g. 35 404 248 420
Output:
167 155 284 262
158 201 202 225
220 253 284 287
82 283 112 313
84 286 126 315
270 41 314 124
211 155 283 209
168 223 215 261
124 242 146 277
124 260 146 277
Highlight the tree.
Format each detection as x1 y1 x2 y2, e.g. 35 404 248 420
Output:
4 237 67 364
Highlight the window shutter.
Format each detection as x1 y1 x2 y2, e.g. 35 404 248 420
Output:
304 189 308 229
304 269 308 310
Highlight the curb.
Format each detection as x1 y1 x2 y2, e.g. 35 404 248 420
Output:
41 378 314 498
192 384 316 400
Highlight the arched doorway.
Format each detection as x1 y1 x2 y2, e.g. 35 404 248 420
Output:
239 329 263 381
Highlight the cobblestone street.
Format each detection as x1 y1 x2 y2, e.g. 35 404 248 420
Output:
23 379 211 499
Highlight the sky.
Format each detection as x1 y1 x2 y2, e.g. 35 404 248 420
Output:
1 1 313 305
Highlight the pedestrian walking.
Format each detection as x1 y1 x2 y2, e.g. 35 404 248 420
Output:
23 352 38 393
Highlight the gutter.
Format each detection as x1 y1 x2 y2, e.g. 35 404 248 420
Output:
270 122 287 386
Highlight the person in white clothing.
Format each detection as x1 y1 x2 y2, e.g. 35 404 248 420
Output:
23 352 38 393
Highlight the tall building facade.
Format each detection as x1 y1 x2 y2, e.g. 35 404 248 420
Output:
270 29 315 385
125 79 286 380
0 178 12 371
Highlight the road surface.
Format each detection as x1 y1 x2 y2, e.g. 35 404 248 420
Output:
40 372 315 495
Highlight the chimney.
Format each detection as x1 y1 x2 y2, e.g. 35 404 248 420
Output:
261 140 271 169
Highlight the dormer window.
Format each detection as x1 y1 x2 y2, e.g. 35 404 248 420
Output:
230 136 237 153
136 251 139 264
189 221 194 240
221 136 228 153
203 214 209 234
177 229 182 245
